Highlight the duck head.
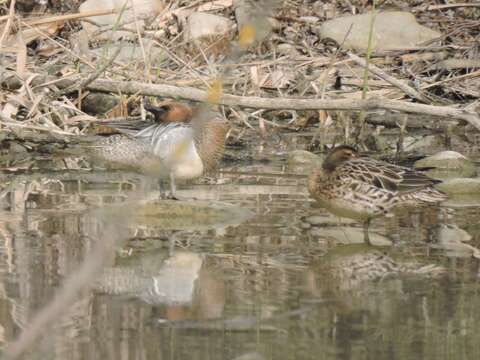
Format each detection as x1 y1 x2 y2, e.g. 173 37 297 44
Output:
322 145 358 172
145 102 193 123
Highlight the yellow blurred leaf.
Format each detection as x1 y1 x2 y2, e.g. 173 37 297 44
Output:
207 79 223 103
238 24 256 49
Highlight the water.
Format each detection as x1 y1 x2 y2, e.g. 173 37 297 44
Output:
1 140 480 360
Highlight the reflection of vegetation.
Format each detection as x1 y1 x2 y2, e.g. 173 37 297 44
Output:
0 160 479 358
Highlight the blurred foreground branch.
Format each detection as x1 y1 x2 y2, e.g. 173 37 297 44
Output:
3 207 126 360
3 72 480 130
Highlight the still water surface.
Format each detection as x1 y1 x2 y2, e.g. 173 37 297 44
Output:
1 142 480 360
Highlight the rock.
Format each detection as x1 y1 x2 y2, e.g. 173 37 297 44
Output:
299 16 320 24
92 39 166 66
131 199 254 231
231 353 266 360
414 151 477 177
286 150 322 166
9 142 28 154
82 92 120 114
186 12 235 42
80 0 163 41
277 43 300 57
402 135 439 153
435 58 480 71
437 178 480 195
430 224 479 258
16 0 38 12
234 0 275 46
317 11 441 52
304 214 355 226
314 226 392 246
443 195 480 208
312 1 336 19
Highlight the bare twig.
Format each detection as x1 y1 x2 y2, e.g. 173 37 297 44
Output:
423 3 480 11
0 0 15 47
421 69 480 90
22 9 121 27
348 53 430 103
56 44 123 96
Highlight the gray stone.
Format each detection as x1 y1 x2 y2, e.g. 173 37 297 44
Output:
9 142 28 154
443 195 480 208
92 39 166 66
80 0 163 41
287 150 322 166
437 178 480 195
304 215 355 226
277 43 300 57
414 151 477 177
231 352 266 360
316 226 392 246
403 135 439 153
299 16 320 24
82 93 119 114
430 225 479 258
317 11 441 52
186 12 235 42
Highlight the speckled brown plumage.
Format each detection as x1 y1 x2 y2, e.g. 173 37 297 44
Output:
308 145 447 244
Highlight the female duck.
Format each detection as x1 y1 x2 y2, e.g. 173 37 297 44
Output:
308 145 447 244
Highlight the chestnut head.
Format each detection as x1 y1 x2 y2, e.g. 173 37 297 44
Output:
145 102 193 123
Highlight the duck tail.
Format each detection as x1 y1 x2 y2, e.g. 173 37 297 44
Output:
399 187 447 204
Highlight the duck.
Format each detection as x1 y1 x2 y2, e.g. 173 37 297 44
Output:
89 102 229 198
308 145 447 245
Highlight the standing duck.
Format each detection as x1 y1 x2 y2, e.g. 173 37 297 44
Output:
90 102 229 198
308 145 447 245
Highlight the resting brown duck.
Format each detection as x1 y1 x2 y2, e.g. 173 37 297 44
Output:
308 145 447 245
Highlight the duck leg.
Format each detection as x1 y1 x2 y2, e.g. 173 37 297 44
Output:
363 219 372 246
168 172 179 200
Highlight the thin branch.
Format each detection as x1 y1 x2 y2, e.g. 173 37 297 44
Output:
348 52 430 103
55 44 123 96
0 0 16 47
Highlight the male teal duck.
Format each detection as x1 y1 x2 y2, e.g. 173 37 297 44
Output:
308 145 447 245
89 102 229 198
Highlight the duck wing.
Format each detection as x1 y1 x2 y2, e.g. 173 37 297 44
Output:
134 122 195 162
337 158 441 193
95 118 155 136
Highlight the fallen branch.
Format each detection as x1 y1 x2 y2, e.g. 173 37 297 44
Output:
86 79 480 130
2 72 480 130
